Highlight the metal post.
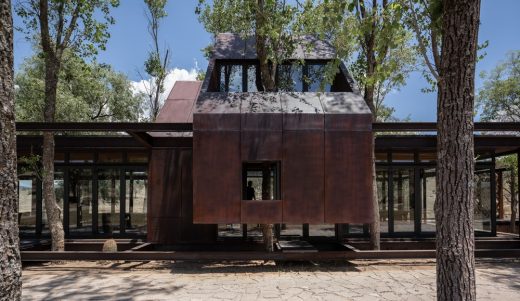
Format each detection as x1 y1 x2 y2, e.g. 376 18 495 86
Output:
490 155 497 236
388 152 394 234
36 176 43 237
92 168 98 235
63 168 70 236
414 153 422 236
303 224 309 238
120 169 126 234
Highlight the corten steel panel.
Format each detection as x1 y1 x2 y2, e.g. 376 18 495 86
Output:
325 114 372 131
148 217 216 244
240 93 283 130
281 93 324 130
241 200 283 223
324 131 374 223
241 131 283 161
282 130 325 223
156 81 201 123
147 149 182 219
194 93 241 131
147 148 218 244
193 131 241 223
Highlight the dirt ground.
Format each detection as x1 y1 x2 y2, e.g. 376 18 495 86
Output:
22 259 520 300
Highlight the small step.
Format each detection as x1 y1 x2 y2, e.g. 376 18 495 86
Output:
278 240 318 253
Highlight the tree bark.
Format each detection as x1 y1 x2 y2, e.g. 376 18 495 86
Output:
42 55 65 251
39 0 66 251
255 0 276 252
0 0 23 298
435 0 481 300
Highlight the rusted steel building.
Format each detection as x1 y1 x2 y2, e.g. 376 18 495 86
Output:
16 34 520 246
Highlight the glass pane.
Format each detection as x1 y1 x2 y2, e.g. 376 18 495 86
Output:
377 169 389 233
220 64 242 92
98 169 121 234
278 64 303 92
393 169 415 232
218 224 242 238
243 162 279 200
69 169 93 234
246 65 259 92
280 224 302 237
421 168 436 232
474 171 491 232
125 171 147 234
18 178 37 235
307 64 331 92
309 224 335 237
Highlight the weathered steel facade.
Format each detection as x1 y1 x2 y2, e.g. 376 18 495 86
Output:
13 33 520 246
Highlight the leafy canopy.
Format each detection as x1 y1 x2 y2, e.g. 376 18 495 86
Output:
477 50 520 122
15 0 120 58
15 51 142 122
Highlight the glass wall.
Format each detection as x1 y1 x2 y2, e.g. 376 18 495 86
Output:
374 152 497 237
98 169 121 234
18 151 148 238
217 62 334 92
69 168 93 235
393 169 415 232
125 171 147 233
474 171 492 231
18 177 37 236
421 168 436 232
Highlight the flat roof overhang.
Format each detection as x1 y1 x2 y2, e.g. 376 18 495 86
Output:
15 122 520 156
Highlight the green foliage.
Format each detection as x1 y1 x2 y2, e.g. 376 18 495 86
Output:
18 154 43 180
196 0 302 89
304 0 415 117
143 0 169 120
15 51 142 122
477 50 520 122
15 0 120 58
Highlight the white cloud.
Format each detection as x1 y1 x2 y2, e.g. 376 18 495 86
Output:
131 67 199 103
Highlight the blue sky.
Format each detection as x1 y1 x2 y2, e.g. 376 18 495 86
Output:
13 0 520 121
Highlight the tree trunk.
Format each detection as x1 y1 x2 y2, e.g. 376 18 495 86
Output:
435 1 480 300
255 0 276 252
42 56 65 251
369 147 380 250
0 0 23 298
256 0 276 92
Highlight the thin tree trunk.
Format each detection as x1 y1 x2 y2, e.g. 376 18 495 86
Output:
435 1 481 300
0 1 22 298
42 57 65 251
369 147 380 250
255 0 276 252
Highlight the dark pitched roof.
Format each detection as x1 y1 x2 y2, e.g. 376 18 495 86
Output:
213 33 336 60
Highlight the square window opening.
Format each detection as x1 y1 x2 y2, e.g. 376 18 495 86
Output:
242 162 281 201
